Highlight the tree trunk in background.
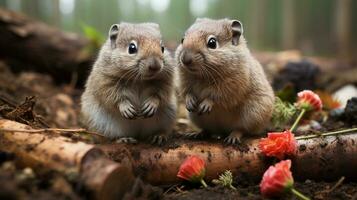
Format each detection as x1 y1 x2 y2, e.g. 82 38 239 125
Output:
250 0 267 48
102 0 119 29
52 0 61 27
74 0 88 33
0 8 93 85
166 0 192 42
282 0 296 49
336 0 351 60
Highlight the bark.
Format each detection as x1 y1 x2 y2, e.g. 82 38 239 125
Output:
101 133 357 185
1 118 356 196
0 119 134 200
0 8 93 84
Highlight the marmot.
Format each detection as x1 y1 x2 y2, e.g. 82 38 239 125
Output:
175 18 274 144
81 22 177 145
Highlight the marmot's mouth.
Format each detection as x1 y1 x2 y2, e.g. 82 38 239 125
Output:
179 61 198 73
142 71 160 80
181 65 198 73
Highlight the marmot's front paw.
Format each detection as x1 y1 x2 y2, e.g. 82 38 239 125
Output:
186 94 197 112
119 101 137 119
141 97 160 118
198 99 213 115
150 134 168 146
182 130 208 139
224 131 242 145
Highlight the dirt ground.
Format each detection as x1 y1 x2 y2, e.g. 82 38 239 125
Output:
0 56 357 200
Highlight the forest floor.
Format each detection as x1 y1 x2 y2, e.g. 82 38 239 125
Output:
0 52 357 200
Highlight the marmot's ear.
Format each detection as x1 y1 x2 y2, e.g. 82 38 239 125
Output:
109 24 119 49
231 20 243 46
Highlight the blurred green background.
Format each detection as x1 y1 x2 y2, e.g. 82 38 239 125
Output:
0 0 356 58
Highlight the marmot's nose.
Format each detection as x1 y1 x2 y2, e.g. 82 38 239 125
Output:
147 57 162 72
182 51 193 66
149 64 160 72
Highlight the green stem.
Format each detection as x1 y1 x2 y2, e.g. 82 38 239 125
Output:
229 185 237 190
291 188 310 200
296 127 357 140
200 179 208 188
290 109 306 132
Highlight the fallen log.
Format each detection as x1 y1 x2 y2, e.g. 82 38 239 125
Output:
1 119 356 196
0 8 93 84
0 119 134 200
101 133 357 185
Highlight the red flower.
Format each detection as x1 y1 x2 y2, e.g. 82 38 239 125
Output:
260 160 294 198
259 130 297 159
296 90 322 111
177 155 207 185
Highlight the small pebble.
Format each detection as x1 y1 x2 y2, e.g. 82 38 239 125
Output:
310 120 322 130
16 167 35 182
23 167 35 179
1 161 16 172
297 124 311 132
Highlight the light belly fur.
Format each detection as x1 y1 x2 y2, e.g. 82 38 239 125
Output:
82 93 176 139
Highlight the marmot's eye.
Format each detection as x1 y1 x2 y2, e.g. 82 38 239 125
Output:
128 42 137 54
207 37 217 49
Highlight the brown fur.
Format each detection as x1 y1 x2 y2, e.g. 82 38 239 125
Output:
175 18 274 141
81 22 176 141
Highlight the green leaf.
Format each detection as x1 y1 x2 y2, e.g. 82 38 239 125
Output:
80 22 104 51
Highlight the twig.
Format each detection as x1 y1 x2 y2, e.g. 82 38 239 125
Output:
0 94 16 107
296 128 357 140
34 114 51 128
316 176 345 197
0 127 104 137
327 176 345 193
175 186 186 194
163 184 180 195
